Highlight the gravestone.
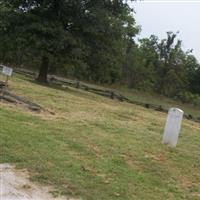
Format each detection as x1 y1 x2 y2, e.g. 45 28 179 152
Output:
162 108 184 148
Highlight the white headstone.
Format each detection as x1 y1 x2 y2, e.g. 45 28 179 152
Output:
162 108 184 148
2 66 13 77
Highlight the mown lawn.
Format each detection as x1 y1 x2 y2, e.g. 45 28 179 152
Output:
112 86 200 119
0 73 200 200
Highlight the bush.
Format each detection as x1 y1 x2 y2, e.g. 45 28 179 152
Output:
177 91 200 106
193 96 200 107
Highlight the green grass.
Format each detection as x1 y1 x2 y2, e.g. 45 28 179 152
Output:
112 86 200 119
1 73 200 200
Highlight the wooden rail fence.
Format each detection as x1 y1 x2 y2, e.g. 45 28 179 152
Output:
0 65 199 122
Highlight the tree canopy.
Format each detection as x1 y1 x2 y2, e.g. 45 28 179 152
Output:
0 0 199 104
0 0 138 83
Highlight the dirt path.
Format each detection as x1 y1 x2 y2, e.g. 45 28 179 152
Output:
0 164 78 200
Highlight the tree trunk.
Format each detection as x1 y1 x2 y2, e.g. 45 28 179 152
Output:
123 39 134 85
36 56 49 83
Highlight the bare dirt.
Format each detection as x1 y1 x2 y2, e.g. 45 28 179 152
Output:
0 164 78 200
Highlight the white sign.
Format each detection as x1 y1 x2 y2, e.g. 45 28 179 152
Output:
162 108 184 148
2 66 13 76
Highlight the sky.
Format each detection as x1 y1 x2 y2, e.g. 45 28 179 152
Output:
130 0 200 62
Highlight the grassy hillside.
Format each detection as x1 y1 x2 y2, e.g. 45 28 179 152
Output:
1 73 200 200
110 86 200 119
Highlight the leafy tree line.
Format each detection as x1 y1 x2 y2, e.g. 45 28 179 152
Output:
126 32 200 105
0 0 199 104
0 0 138 82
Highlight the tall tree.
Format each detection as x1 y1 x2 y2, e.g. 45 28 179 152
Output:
0 0 138 83
184 54 200 94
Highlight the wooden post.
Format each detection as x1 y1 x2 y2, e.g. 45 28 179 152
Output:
2 66 13 87
5 75 9 87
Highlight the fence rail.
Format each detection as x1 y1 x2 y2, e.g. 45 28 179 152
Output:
0 65 199 122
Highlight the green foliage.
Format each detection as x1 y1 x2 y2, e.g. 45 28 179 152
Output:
0 0 139 83
177 91 200 106
0 1 199 102
124 32 200 104
193 95 200 107
185 55 200 94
